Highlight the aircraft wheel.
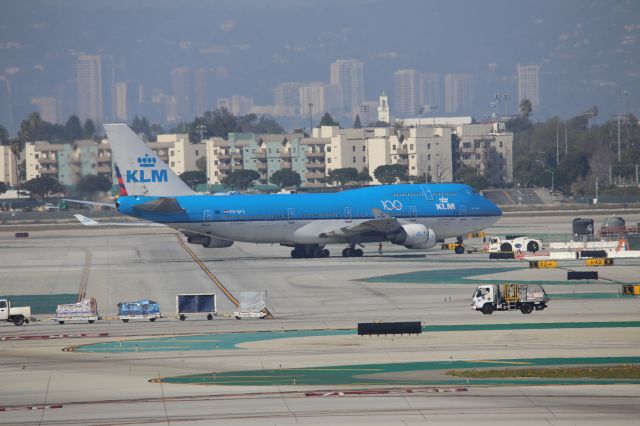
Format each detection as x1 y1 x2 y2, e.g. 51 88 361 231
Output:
454 245 465 254
322 249 330 257
355 248 363 257
342 248 350 257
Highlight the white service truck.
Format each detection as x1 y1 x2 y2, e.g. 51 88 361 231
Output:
472 283 549 315
487 235 542 253
0 298 34 326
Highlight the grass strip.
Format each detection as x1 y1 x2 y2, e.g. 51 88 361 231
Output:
446 364 640 379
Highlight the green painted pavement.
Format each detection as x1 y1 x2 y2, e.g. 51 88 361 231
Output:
365 266 605 285
74 321 640 353
160 356 640 386
551 293 628 299
1 294 77 314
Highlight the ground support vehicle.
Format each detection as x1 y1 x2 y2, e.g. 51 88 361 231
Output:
486 236 542 253
117 299 161 322
0 298 34 326
54 298 100 324
177 293 216 321
472 283 549 315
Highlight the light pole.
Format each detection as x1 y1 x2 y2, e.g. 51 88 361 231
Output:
197 124 206 142
308 103 313 136
414 105 424 126
545 169 554 195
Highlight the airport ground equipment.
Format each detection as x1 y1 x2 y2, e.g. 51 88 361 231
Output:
54 297 100 324
529 260 558 268
176 293 216 321
472 283 549 315
0 298 34 326
233 291 268 319
622 284 640 296
117 299 161 322
486 235 542 253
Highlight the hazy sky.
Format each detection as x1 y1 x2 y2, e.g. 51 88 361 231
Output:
1 0 638 130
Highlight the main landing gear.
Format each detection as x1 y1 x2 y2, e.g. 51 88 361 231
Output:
341 243 363 258
291 244 330 259
454 236 465 254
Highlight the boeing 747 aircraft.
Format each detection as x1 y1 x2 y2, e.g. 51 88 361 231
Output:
104 124 501 258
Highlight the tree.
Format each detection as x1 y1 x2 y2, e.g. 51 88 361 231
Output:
179 170 207 190
131 116 151 139
22 175 63 199
0 182 7 194
319 112 339 127
353 114 362 129
326 167 358 187
64 115 83 142
82 119 96 139
519 99 532 119
374 164 408 185
221 169 260 190
269 169 301 188
355 167 372 184
76 174 112 194
196 156 207 172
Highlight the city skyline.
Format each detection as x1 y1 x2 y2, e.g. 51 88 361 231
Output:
1 0 638 133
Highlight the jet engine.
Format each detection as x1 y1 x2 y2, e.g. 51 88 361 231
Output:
187 235 234 248
389 223 437 249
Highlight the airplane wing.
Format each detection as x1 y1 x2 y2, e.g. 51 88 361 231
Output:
64 199 117 208
319 208 402 238
74 214 165 227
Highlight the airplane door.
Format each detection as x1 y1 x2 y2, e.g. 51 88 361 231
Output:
202 210 212 226
420 185 433 200
458 205 467 216
344 206 352 223
409 206 417 222
0 300 6 320
287 208 295 223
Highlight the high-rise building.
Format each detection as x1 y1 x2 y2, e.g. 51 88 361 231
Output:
420 73 440 109
517 64 540 112
31 97 59 124
76 54 104 125
192 68 208 117
114 82 129 122
273 82 304 111
393 69 420 116
170 67 192 123
0 77 13 133
102 56 116 122
299 82 342 118
444 74 473 114
329 59 364 115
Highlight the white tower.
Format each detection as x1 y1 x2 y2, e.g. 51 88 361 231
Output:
377 91 390 123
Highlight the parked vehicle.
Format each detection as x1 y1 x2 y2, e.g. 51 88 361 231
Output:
472 283 549 315
0 298 34 326
176 293 216 321
117 299 161 322
54 297 100 324
233 291 268 319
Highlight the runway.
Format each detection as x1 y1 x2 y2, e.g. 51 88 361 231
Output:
1 211 639 424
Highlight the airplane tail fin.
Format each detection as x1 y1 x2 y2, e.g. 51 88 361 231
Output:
103 124 196 197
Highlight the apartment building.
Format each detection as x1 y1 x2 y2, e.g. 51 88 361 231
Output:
149 134 205 176
456 122 513 184
206 132 308 186
0 145 18 186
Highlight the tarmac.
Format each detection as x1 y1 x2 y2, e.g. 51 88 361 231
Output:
0 210 639 425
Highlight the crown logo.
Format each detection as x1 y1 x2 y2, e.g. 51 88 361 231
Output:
137 154 156 168
439 196 449 203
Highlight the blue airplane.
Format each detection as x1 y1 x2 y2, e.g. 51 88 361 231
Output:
104 124 502 258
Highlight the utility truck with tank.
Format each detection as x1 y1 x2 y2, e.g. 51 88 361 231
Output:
472 283 549 315
0 298 34 326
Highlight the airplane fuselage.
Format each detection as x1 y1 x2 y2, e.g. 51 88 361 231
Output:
117 183 501 246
